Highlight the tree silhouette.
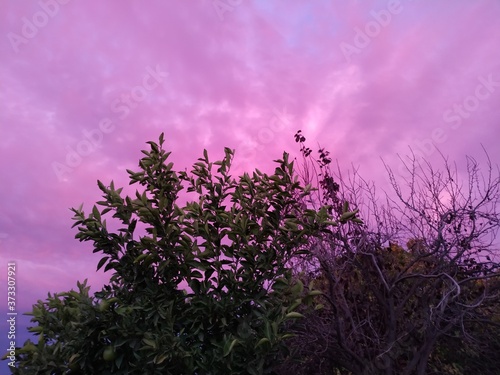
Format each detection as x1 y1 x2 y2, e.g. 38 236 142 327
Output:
277 134 500 375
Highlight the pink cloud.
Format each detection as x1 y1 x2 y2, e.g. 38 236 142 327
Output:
1 0 500 363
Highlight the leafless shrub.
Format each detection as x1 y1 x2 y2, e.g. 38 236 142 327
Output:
277 134 500 375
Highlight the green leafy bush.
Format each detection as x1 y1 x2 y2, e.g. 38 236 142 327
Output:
10 134 336 374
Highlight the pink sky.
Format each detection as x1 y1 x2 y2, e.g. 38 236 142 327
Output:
1 0 500 360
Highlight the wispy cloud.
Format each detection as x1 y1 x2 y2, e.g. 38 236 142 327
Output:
1 2 499 361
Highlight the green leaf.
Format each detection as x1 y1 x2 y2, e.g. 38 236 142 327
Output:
291 280 304 294
96 256 109 271
255 338 270 349
343 201 349 213
190 270 203 279
190 279 201 294
134 253 149 263
92 205 101 221
308 290 323 296
97 180 106 192
285 312 305 319
324 220 338 226
142 338 156 348
154 353 168 365
223 339 239 357
147 141 159 153
340 209 359 222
